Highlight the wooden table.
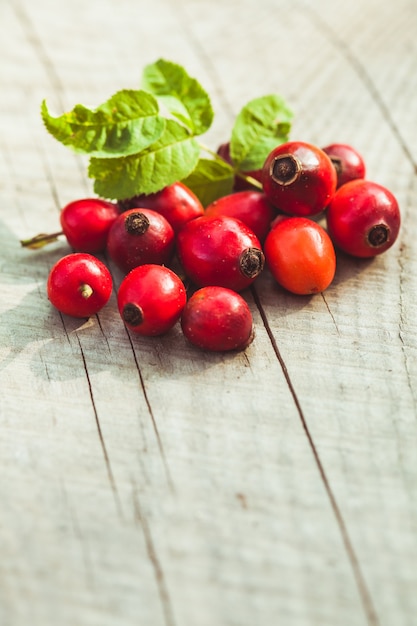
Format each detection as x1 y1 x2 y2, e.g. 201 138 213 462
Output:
1 0 416 624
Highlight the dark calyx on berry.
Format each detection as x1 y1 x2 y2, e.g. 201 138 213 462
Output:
239 247 265 278
125 212 150 235
368 224 390 247
270 154 301 186
123 303 144 326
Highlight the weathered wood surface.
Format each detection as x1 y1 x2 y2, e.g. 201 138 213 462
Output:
1 0 416 625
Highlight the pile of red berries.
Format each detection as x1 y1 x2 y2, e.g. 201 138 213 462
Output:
43 140 401 352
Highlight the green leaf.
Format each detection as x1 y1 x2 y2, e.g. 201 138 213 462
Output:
230 94 293 171
88 119 201 199
141 58 214 135
41 90 165 158
181 158 235 207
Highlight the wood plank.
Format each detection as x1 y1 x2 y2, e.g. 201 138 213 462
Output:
1 0 416 625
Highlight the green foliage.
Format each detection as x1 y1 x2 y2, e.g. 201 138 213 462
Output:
181 158 235 207
41 58 293 200
230 94 293 171
41 90 165 158
89 120 200 199
141 58 214 135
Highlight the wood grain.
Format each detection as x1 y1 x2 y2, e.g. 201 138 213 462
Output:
1 0 416 625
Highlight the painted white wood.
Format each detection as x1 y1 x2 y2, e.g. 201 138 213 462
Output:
1 0 416 625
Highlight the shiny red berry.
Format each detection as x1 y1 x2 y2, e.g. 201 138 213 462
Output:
60 198 120 252
117 182 204 233
47 253 113 317
181 286 254 352
264 217 336 295
107 208 175 273
176 215 265 292
204 190 276 242
326 179 401 258
322 143 366 188
117 264 186 336
262 140 337 217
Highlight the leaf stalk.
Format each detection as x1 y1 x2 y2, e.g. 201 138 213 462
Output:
198 142 263 191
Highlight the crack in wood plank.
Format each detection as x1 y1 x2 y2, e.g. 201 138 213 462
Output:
321 292 340 336
125 329 176 494
74 331 125 521
397 237 417 418
251 284 381 626
132 482 177 626
58 311 72 347
95 314 112 354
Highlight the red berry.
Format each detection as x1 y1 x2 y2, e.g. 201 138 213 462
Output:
326 179 401 258
117 182 204 233
205 190 276 242
117 264 186 336
181 286 254 352
176 215 265 292
322 143 366 188
107 208 175 273
60 198 120 252
217 141 263 191
264 217 336 295
47 252 113 317
262 140 337 217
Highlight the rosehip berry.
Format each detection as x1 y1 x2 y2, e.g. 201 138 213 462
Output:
217 141 263 191
181 286 254 352
262 140 337 217
322 143 366 188
107 208 175 273
176 215 265 292
60 198 120 252
47 252 113 317
264 217 336 295
117 182 204 233
326 179 401 258
117 264 186 336
205 190 276 242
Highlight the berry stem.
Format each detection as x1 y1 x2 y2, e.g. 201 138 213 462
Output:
20 231 63 250
79 283 94 299
234 170 263 190
198 142 264 191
